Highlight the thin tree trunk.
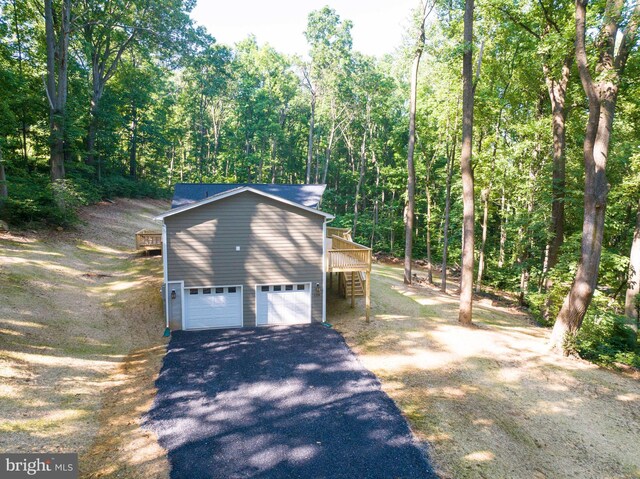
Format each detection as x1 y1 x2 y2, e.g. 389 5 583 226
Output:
168 144 175 187
459 0 475 324
625 198 640 325
441 153 453 292
404 2 429 285
129 103 138 178
543 56 571 276
322 125 335 184
442 100 459 293
12 0 28 168
498 185 507 268
353 131 367 237
306 93 316 184
0 149 7 199
44 0 70 183
476 188 490 292
425 166 433 284
371 154 380 248
549 0 638 352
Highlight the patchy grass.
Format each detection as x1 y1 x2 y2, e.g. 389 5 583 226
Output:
329 263 640 479
0 198 170 477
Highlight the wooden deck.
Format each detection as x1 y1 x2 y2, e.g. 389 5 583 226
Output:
135 229 162 252
326 228 372 321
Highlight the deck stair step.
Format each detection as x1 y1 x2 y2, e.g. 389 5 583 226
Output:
341 272 365 297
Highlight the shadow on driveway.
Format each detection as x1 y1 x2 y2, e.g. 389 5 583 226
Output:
144 324 436 478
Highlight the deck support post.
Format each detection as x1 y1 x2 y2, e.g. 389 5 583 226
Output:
351 271 355 308
365 271 371 322
330 271 333 290
338 272 342 297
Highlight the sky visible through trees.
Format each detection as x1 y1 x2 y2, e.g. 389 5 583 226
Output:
0 0 639 360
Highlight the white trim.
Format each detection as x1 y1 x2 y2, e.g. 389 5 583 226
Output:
162 223 169 329
153 186 335 221
180 280 186 330
322 219 327 323
183 284 244 330
254 282 312 326
166 280 184 330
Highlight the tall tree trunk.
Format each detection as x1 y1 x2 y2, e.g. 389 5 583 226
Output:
425 164 433 284
44 0 70 183
404 2 429 285
86 74 105 180
129 103 138 178
321 124 336 184
353 131 367 237
371 154 380 248
168 144 175 187
306 93 316 184
441 152 453 292
549 0 639 352
476 188 490 292
498 185 507 268
12 0 28 168
625 198 640 325
543 56 571 276
459 0 475 325
442 100 459 293
0 149 7 199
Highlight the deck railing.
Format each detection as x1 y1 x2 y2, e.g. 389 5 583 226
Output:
326 226 351 239
135 229 162 251
327 235 371 272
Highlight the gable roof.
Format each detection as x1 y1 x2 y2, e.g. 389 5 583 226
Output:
171 183 326 209
154 186 334 221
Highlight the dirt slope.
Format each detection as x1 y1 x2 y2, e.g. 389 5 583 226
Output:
0 198 170 478
330 264 640 479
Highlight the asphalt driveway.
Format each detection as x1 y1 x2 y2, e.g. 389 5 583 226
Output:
144 324 436 479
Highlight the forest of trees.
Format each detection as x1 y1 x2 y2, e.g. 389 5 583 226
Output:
0 0 639 362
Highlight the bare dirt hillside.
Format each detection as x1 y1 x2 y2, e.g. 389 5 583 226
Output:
0 198 170 478
330 264 640 479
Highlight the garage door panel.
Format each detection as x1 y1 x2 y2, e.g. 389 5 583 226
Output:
185 286 243 330
257 284 311 326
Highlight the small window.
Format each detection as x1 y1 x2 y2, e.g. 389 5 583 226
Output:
189 289 198 295
202 288 211 294
261 286 269 292
215 287 224 294
228 287 237 293
274 285 282 291
297 284 305 290
285 285 293 291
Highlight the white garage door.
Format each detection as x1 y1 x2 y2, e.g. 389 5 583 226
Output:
184 286 243 330
256 283 311 326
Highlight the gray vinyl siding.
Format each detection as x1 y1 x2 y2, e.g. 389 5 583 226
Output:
164 191 325 327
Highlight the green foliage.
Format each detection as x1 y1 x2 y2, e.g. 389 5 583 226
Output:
0 0 639 374
575 308 639 368
99 176 170 200
0 176 81 226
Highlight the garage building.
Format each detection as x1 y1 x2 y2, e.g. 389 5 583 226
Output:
155 184 333 330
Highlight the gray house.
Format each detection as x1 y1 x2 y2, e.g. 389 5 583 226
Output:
155 184 334 330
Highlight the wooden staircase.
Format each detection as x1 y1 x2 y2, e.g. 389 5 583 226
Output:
341 271 365 297
326 226 371 314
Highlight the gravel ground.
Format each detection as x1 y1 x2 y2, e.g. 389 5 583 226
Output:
144 324 436 479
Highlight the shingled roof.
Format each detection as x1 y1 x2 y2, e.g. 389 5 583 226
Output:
171 183 327 209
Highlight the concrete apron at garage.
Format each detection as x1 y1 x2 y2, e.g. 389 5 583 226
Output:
144 324 436 479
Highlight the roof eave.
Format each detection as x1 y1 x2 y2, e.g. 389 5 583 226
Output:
154 186 333 221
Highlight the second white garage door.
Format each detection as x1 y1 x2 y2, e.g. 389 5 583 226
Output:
256 283 311 326
184 286 243 330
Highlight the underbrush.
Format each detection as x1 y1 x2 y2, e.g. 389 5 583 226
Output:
573 309 640 369
529 287 639 369
0 169 169 227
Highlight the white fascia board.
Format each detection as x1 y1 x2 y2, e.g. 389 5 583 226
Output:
153 186 334 221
